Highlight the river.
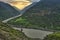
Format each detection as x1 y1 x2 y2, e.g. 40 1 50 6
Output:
13 27 53 39
2 2 37 23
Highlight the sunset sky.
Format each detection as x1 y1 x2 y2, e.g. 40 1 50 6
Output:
0 0 8 2
0 0 40 10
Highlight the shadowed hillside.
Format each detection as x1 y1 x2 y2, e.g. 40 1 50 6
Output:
0 2 20 20
9 0 60 30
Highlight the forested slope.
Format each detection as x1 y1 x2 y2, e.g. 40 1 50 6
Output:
9 0 60 30
0 21 40 40
0 2 20 20
44 32 60 40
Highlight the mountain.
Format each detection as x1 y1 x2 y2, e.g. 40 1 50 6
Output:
9 0 60 30
0 2 20 20
0 21 40 40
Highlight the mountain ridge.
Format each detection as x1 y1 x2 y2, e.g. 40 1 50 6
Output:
0 2 20 20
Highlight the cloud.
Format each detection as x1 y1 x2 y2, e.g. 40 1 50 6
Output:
0 0 9 3
0 0 8 2
31 0 40 2
0 0 40 3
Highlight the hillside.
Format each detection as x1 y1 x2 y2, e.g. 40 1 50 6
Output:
8 0 60 30
0 21 40 40
43 32 60 40
0 2 20 20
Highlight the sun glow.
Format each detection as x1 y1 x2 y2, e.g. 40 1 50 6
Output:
9 1 32 10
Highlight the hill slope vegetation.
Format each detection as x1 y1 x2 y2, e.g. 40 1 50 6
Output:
0 21 40 40
9 0 60 30
44 32 60 40
0 2 20 20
